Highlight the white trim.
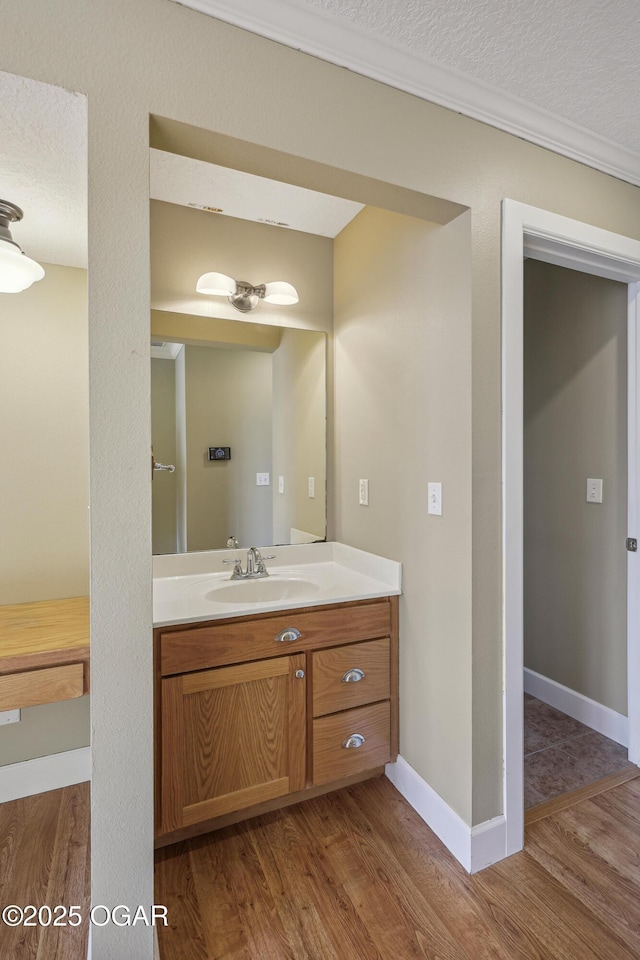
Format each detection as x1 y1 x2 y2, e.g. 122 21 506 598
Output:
502 199 640 857
172 0 640 188
385 756 506 874
524 668 628 747
628 283 640 765
0 746 91 803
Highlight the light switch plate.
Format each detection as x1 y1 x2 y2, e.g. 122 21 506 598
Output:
256 472 270 486
308 476 315 498
586 478 603 503
428 482 443 516
278 476 285 494
359 479 369 506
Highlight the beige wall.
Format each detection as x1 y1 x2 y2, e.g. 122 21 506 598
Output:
334 206 473 820
183 345 273 550
524 261 628 714
151 200 334 333
0 262 90 769
0 263 89 604
5 4 640 948
272 329 327 544
151 357 177 554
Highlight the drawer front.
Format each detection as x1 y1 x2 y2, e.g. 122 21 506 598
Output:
0 663 84 711
312 637 390 717
312 701 390 786
160 600 392 676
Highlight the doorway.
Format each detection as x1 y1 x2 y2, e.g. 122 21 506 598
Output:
502 199 640 856
522 260 635 812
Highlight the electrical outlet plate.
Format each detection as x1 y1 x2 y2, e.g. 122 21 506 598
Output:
256 472 270 486
0 709 20 725
586 478 603 503
428 482 443 516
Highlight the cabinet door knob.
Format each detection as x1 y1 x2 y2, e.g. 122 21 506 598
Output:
274 627 302 643
342 733 366 749
342 668 365 683
295 669 305 679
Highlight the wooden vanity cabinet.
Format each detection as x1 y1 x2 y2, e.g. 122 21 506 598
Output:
155 596 398 846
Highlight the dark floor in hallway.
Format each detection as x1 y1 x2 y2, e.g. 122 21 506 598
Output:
524 693 634 809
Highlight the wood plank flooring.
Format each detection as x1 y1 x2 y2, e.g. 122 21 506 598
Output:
0 782 90 959
156 774 640 960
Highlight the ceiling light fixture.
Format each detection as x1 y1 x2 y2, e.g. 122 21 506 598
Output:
0 200 45 293
196 271 298 313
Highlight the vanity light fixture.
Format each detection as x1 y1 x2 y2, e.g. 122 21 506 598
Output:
196 271 298 313
0 200 45 293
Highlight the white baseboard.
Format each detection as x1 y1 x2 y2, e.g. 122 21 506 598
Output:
524 668 628 747
385 756 506 873
0 746 91 803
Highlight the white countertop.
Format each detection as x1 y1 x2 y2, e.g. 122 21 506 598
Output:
153 542 402 627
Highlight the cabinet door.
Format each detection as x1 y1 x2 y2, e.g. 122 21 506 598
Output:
159 653 306 834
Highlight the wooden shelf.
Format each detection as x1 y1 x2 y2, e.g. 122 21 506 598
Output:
0 596 89 677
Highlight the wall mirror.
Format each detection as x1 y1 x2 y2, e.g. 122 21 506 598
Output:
151 321 326 554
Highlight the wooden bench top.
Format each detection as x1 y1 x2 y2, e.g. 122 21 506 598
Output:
0 597 90 675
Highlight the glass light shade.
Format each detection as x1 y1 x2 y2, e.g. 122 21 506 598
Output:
0 240 45 293
263 281 299 305
196 271 237 296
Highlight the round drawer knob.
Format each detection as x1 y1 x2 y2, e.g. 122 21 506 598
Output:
342 733 366 749
275 627 301 643
342 668 365 683
295 669 305 679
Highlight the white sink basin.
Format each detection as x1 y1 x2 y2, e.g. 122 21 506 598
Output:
153 543 402 626
205 577 320 604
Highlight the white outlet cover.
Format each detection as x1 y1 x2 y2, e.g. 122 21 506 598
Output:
0 709 21 725
586 478 603 503
256 472 270 486
428 481 443 516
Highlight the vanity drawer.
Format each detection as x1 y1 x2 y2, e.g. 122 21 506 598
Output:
312 637 390 717
160 600 392 676
0 662 84 711
312 701 390 786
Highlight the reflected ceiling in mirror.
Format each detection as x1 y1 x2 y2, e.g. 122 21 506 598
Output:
151 314 326 555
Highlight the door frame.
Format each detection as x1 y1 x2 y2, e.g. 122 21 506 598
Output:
502 199 640 856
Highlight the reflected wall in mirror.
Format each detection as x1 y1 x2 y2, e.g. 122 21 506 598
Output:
151 322 326 554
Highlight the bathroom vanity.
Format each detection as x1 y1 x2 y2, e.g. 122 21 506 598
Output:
153 543 401 847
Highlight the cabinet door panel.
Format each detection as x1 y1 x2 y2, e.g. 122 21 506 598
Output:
159 653 305 834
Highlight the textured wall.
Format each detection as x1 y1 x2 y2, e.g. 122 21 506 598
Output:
334 205 473 821
151 358 177 554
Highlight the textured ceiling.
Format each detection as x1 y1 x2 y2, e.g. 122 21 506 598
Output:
0 71 87 269
300 0 639 154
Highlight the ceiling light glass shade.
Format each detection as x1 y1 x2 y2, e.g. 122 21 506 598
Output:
263 281 299 305
0 239 45 293
196 271 237 296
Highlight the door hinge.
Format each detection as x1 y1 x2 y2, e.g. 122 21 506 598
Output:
627 538 637 552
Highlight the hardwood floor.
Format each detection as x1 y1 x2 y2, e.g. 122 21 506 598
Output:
156 774 640 960
0 782 90 959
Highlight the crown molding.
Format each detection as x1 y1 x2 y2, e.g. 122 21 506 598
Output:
173 0 640 188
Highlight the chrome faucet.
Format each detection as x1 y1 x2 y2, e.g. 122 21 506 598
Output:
223 547 276 580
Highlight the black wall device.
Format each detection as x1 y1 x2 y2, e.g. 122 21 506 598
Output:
208 447 231 461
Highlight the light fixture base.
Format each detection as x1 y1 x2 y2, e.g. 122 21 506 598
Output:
229 280 262 313
0 200 24 250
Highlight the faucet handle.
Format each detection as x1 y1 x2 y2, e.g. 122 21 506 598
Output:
223 557 244 579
